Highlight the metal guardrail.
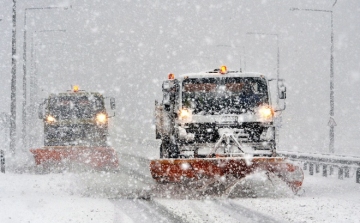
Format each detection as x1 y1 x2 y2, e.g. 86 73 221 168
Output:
0 112 9 174
278 151 360 184
0 150 4 173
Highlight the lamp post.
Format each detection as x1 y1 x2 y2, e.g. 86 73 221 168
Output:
22 6 69 150
1 17 7 171
290 8 336 153
10 0 16 155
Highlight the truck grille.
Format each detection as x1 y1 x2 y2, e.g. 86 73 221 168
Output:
183 122 267 144
45 124 108 146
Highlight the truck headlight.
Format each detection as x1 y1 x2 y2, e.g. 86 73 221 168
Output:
178 108 192 122
46 115 56 123
258 106 274 121
96 113 107 124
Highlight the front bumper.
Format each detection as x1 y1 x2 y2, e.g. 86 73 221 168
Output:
177 122 274 144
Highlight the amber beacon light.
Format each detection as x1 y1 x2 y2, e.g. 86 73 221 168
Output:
168 73 175 80
73 85 79 92
220 65 227 74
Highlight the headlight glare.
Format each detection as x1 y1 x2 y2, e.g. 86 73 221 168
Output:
178 109 192 122
96 113 107 124
46 115 56 123
258 106 274 121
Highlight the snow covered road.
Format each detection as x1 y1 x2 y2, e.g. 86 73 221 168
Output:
0 142 359 222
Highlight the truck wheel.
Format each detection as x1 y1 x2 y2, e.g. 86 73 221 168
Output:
160 142 179 158
169 143 180 158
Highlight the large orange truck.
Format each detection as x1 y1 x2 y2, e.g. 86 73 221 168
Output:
150 66 303 194
30 86 119 171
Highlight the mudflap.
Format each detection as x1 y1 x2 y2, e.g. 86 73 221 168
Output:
30 146 119 170
149 157 304 194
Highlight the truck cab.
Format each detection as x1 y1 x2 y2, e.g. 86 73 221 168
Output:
155 66 286 158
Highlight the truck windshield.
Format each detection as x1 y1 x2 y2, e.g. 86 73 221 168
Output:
182 77 268 115
48 95 104 119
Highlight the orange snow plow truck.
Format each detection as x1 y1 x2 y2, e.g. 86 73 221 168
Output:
30 86 119 170
150 66 304 194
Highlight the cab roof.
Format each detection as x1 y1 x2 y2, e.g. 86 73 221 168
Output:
49 91 104 98
177 69 267 80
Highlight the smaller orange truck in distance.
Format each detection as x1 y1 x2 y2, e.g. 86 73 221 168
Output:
30 86 118 171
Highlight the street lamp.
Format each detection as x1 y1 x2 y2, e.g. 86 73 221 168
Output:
22 6 69 150
290 8 336 153
10 0 16 155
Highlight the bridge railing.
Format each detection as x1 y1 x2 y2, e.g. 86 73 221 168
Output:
278 151 360 184
0 112 9 174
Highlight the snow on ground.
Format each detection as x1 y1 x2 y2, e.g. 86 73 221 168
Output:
155 172 360 223
0 173 114 223
1 142 360 223
236 171 360 223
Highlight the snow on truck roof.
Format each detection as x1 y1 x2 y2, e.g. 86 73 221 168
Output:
176 69 267 80
49 91 103 97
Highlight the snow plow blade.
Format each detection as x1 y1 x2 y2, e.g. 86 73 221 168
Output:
150 157 303 193
30 146 119 170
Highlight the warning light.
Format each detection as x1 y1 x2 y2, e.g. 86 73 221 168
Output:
168 73 175 80
220 65 227 74
73 85 79 92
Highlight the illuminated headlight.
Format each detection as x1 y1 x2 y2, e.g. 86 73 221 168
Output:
96 113 107 124
46 115 56 123
178 108 192 122
258 106 274 121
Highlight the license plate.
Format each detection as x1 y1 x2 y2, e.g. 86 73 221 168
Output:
219 116 237 123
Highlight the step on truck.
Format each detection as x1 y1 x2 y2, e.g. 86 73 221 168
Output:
150 66 303 194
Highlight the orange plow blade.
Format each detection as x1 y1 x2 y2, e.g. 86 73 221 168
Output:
30 146 119 170
150 157 303 193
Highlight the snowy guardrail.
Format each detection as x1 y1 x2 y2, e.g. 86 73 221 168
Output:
278 151 360 184
0 150 4 173
0 112 9 173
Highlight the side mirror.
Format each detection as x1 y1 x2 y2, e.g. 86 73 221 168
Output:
38 102 44 119
162 79 179 111
163 93 170 106
162 81 174 91
278 81 286 99
279 86 286 99
110 97 116 110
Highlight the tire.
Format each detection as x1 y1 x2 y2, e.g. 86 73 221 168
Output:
169 143 180 158
160 141 179 158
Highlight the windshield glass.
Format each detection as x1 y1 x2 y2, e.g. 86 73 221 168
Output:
182 77 268 115
48 94 104 119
